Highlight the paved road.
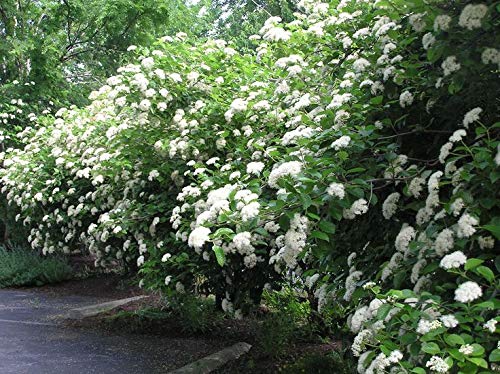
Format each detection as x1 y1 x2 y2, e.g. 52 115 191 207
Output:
0 289 217 374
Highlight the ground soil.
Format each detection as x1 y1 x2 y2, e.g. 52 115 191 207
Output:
25 273 143 299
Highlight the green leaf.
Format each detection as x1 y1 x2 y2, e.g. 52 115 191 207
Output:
376 303 392 320
444 334 465 346
411 368 426 374
483 224 500 240
422 342 440 354
311 230 330 242
465 258 484 271
300 193 313 209
401 332 418 345
212 228 234 238
471 344 485 357
474 266 495 283
370 96 383 105
466 357 488 369
489 349 500 362
212 246 225 267
318 220 336 234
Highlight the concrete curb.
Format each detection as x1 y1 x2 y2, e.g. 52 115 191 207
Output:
65 295 148 319
168 342 252 374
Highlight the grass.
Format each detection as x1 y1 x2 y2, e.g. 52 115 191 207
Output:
0 246 73 287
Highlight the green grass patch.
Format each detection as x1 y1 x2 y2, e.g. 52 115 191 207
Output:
0 246 73 287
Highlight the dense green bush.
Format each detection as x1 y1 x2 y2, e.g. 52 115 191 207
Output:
0 0 498 372
282 351 356 374
0 246 73 287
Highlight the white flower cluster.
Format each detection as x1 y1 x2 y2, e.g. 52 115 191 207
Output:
458 4 488 30
439 251 466 270
454 281 482 303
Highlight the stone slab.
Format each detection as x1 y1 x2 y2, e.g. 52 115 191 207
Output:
169 342 252 374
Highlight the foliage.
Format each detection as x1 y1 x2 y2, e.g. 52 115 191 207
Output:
168 293 224 333
281 351 356 374
204 0 297 50
0 246 73 287
0 0 205 113
0 0 499 372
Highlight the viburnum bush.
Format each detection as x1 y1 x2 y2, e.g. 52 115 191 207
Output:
0 0 499 372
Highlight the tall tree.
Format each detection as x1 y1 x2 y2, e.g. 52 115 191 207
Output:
0 0 203 108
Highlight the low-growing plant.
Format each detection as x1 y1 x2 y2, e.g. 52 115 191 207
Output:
168 293 224 334
259 310 298 358
281 351 356 374
0 246 73 287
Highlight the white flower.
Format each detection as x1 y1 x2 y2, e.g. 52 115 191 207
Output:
441 56 461 76
422 32 436 50
241 201 260 221
454 281 482 303
137 255 145 267
246 162 265 175
187 71 200 82
382 192 400 219
362 281 376 290
439 142 453 163
343 199 369 220
484 319 497 333
478 236 495 250
434 15 452 31
351 329 372 356
426 356 450 373
409 13 426 32
327 182 345 199
161 253 172 262
440 251 467 270
148 169 160 181
417 318 434 334
139 99 151 111
409 176 425 198
164 275 172 286
459 4 488 30
331 135 351 150
440 314 459 328
388 350 403 363
263 27 291 42
233 232 254 255
399 91 414 108
344 270 363 301
449 129 466 143
395 225 416 253
462 107 482 128
169 73 182 82
459 344 474 355
457 213 479 238
268 161 302 188
481 48 500 66
188 227 211 250
141 57 155 69
450 198 464 216
353 58 371 73
434 228 454 256
411 259 427 284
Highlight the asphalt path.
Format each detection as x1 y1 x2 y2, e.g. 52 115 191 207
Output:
0 289 218 374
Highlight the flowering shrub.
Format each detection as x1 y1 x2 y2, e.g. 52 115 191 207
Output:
1 0 499 372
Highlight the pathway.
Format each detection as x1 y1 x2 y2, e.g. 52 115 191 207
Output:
0 289 219 374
